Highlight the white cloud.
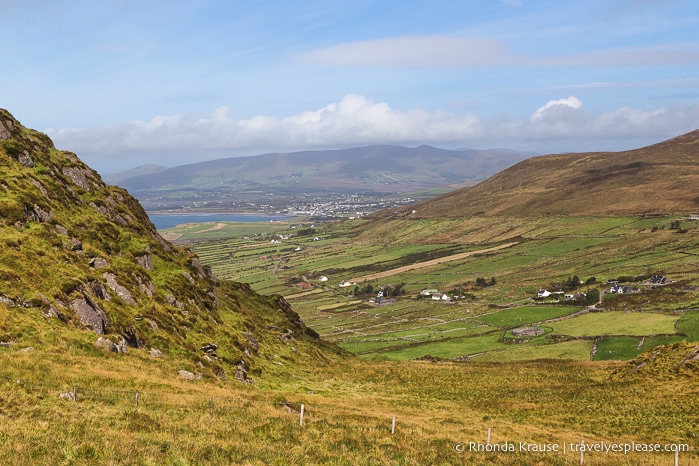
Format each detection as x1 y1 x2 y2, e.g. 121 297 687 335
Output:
531 96 583 121
48 94 483 169
47 94 699 172
298 36 516 68
299 35 699 68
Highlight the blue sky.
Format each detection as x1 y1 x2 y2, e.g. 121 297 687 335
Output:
2 0 699 173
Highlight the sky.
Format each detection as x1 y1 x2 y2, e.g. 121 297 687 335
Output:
2 0 699 173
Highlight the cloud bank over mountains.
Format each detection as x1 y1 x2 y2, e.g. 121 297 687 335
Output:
48 94 699 172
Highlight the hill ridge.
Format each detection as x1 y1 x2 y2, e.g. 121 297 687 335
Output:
373 130 699 219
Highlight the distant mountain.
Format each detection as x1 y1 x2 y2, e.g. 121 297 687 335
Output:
103 164 169 184
115 145 537 196
372 131 699 219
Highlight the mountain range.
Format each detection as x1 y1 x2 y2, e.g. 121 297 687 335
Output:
107 145 537 199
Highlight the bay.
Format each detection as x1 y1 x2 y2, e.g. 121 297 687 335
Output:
148 213 289 230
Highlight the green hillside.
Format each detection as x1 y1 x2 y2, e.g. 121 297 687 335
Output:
0 108 335 382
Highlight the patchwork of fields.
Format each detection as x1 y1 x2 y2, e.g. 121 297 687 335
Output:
174 215 699 362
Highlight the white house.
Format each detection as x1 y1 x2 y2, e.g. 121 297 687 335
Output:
537 289 551 298
319 276 328 282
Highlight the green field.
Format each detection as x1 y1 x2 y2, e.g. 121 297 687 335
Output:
178 215 699 362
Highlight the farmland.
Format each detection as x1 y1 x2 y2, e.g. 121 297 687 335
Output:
172 213 699 362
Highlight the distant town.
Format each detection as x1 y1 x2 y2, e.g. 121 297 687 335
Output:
140 190 426 219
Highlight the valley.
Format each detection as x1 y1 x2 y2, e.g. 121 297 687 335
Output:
1 111 697 465
179 214 699 364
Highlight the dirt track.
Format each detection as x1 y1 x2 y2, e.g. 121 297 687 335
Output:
347 242 519 283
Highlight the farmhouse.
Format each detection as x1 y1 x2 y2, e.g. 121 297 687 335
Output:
536 289 551 298
420 289 439 296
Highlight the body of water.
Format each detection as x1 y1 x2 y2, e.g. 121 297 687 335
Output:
148 213 290 230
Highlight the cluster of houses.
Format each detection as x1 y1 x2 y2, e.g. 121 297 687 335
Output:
420 289 452 301
534 274 671 300
607 284 639 294
535 290 580 300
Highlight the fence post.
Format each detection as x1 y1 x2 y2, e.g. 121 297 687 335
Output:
73 386 77 402
210 398 214 417
300 404 305 426
391 416 396 434
580 438 584 465
135 390 139 410
487 428 491 445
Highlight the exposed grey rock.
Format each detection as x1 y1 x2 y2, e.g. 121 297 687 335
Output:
41 296 63 319
89 257 109 269
191 257 216 280
0 120 12 140
148 348 164 358
69 238 82 251
59 391 77 401
90 280 110 301
136 275 155 297
243 332 259 350
18 347 34 353
30 178 47 197
166 294 184 308
200 342 218 353
114 337 128 354
18 151 34 167
55 224 69 236
103 272 136 305
136 254 152 269
94 336 118 352
279 329 294 342
32 204 54 223
62 166 91 190
233 360 253 383
177 370 201 380
181 271 194 284
144 318 159 329
71 297 109 334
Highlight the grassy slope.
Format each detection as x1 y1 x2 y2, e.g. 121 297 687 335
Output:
1 342 697 465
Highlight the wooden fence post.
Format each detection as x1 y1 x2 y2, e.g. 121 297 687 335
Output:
391 416 396 434
299 404 305 426
209 398 214 417
135 390 139 410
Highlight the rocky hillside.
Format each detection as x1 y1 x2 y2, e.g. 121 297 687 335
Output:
374 131 699 219
0 109 335 381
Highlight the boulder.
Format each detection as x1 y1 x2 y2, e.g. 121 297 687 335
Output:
94 337 118 352
71 298 109 334
89 257 109 269
103 272 136 305
178 370 201 380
